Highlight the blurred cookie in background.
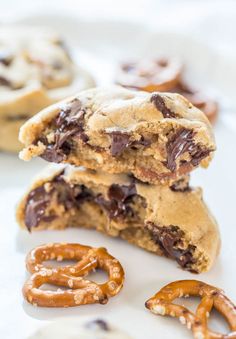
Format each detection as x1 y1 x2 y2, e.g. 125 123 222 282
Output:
0 25 95 153
115 58 218 125
28 318 133 339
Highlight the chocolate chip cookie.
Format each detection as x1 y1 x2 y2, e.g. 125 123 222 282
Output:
16 164 220 273
19 86 216 185
0 25 95 152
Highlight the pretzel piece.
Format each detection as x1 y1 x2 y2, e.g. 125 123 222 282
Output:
145 280 236 339
23 243 124 307
116 59 182 92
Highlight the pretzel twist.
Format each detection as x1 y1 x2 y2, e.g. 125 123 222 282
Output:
23 243 124 307
145 280 236 339
116 59 182 92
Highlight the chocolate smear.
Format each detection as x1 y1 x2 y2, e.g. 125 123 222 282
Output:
151 93 176 118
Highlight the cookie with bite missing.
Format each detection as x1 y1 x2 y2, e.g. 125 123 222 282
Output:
19 86 215 185
16 164 220 273
0 25 95 152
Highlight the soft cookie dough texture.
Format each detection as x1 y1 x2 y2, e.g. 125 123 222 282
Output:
0 25 94 152
19 86 216 184
17 165 220 273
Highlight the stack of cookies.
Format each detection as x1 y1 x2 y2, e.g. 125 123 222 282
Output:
16 86 220 273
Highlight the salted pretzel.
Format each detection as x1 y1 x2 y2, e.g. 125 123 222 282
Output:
171 81 218 125
145 280 236 339
116 58 182 92
23 243 124 307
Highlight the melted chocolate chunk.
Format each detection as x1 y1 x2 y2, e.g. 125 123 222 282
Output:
147 223 196 271
95 183 137 219
166 128 211 172
109 132 131 157
166 128 195 171
24 175 93 230
40 98 88 162
25 186 54 231
109 132 150 157
190 147 210 167
151 93 176 118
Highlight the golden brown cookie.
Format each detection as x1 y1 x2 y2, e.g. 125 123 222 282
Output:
19 86 216 185
16 164 220 273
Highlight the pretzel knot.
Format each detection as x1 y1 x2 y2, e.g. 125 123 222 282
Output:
145 280 236 339
23 243 124 307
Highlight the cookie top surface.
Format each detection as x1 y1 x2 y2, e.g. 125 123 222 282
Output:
19 86 215 147
0 25 94 110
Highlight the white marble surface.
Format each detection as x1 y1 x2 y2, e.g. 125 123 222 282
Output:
0 6 236 339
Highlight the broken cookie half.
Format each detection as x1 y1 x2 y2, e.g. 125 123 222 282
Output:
19 86 216 184
16 164 220 273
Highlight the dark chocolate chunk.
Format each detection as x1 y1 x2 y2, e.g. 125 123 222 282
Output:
25 186 53 231
109 132 150 157
166 128 195 172
86 319 110 331
147 223 196 271
24 174 93 230
166 128 211 172
40 98 88 162
190 147 210 167
151 93 176 118
95 183 137 219
109 132 131 157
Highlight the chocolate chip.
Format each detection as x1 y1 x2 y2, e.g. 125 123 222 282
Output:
95 183 137 219
190 147 210 167
108 183 136 201
109 132 150 157
109 132 131 157
166 128 195 172
86 319 110 331
24 174 93 230
165 128 211 172
39 98 88 162
40 144 66 163
151 93 176 118
147 223 196 271
25 186 52 231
